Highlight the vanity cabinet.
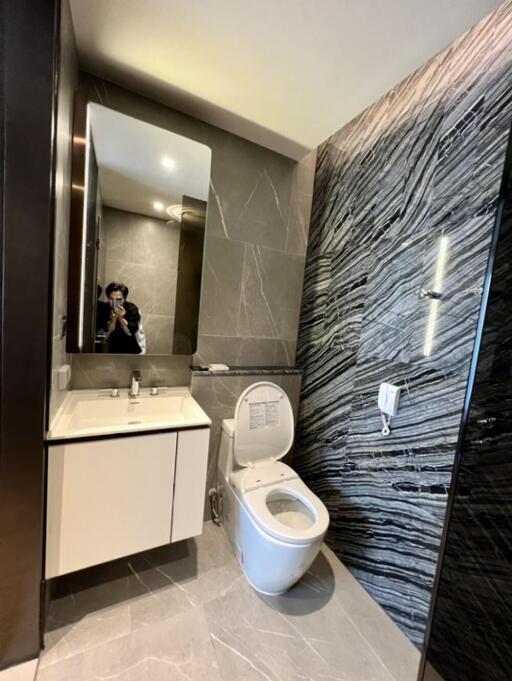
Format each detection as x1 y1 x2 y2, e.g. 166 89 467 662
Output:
45 428 209 578
171 428 210 542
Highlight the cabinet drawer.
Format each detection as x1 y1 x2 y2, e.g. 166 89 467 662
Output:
46 432 176 578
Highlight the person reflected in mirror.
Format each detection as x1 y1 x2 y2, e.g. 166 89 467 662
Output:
103 282 142 354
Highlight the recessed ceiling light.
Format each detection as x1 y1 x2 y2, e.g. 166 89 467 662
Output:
161 157 175 170
153 201 164 212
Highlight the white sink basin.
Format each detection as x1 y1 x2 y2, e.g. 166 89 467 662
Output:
48 388 211 440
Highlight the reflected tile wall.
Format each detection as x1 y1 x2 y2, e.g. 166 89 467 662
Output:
66 75 315 396
102 207 179 354
69 354 190 391
294 3 512 647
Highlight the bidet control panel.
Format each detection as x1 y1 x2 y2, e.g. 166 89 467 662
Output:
378 382 401 416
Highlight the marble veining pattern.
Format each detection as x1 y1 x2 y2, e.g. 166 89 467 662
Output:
423 122 512 681
38 522 419 681
294 2 512 646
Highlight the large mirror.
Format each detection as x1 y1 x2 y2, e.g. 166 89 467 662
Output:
66 101 211 355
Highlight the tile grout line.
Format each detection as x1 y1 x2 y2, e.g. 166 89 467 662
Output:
335 602 408 681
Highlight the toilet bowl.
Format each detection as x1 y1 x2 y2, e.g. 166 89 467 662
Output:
217 381 329 595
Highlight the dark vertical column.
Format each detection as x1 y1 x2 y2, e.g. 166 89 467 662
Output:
66 93 88 353
173 195 207 354
0 0 58 669
419 125 512 681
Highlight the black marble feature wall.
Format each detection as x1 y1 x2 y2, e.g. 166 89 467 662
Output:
421 123 512 681
294 3 512 646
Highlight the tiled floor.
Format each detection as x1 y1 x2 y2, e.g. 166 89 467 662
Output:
0 660 39 681
37 522 420 681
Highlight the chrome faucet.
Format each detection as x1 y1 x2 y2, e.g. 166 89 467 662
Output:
130 370 142 397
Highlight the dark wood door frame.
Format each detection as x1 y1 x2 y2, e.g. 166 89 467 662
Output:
0 0 59 669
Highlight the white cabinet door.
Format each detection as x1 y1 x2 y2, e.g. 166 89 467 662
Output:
171 428 210 542
46 432 176 578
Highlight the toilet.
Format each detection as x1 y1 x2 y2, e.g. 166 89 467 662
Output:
217 381 329 595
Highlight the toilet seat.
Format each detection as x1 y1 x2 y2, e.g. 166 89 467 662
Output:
243 476 329 545
230 460 329 545
231 460 298 492
226 382 329 547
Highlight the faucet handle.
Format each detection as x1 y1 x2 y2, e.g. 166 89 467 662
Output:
150 386 169 396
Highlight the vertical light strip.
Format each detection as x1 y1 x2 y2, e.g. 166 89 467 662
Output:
423 236 449 357
77 107 91 351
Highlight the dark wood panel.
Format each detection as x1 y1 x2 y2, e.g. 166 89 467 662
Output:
0 0 58 668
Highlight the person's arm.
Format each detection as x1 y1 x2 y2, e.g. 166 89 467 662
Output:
120 303 140 336
106 308 117 334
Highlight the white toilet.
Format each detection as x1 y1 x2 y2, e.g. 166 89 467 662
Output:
217 381 329 595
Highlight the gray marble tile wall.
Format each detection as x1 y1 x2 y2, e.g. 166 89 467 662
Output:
294 2 512 648
65 74 315 394
101 207 180 355
49 0 78 423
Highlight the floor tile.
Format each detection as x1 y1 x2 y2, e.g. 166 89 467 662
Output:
423 662 445 681
37 608 221 681
308 544 420 681
204 576 396 681
0 660 38 681
41 603 130 669
38 522 420 681
126 526 242 630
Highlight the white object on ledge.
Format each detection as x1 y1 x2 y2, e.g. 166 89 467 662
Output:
207 363 230 371
56 364 71 390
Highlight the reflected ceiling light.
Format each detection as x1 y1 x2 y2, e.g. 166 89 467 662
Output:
153 201 164 212
166 204 183 221
161 157 175 170
166 203 206 227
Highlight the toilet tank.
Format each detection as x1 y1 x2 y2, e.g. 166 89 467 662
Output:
218 418 235 478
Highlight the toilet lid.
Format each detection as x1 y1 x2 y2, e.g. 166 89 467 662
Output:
233 382 294 467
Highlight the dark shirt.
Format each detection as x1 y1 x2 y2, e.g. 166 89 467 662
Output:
96 301 111 332
103 301 142 354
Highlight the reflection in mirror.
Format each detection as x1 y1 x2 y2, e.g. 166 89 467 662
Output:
66 101 211 355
